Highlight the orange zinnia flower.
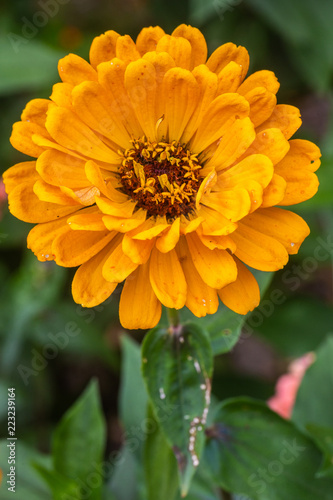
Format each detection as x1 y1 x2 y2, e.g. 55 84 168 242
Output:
3 25 321 329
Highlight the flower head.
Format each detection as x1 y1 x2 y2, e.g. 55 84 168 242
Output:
3 25 321 329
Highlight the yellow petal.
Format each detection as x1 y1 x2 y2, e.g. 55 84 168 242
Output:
242 207 310 255
217 154 274 191
52 226 115 267
8 182 78 223
231 222 289 271
67 208 106 231
261 174 287 207
102 209 147 232
156 218 180 253
85 160 128 202
97 59 143 138
21 99 51 128
201 188 251 222
119 262 161 329
190 93 250 152
95 197 136 217
275 139 321 205
58 53 97 85
206 42 249 82
186 232 237 288
156 34 192 69
122 234 154 264
33 179 80 205
10 121 49 158
45 107 120 163
149 247 187 309
102 238 138 282
162 67 199 141
27 217 69 261
240 128 290 166
50 82 73 108
177 237 218 316
131 218 169 240
136 26 166 54
198 205 237 236
3 161 38 194
71 81 131 149
125 59 158 141
60 185 100 206
181 64 218 144
196 231 237 253
257 104 301 139
180 215 204 235
72 242 118 307
218 258 260 314
202 117 255 174
243 87 277 128
217 61 244 93
36 150 88 189
89 30 120 68
172 25 207 68
238 70 280 96
116 35 141 64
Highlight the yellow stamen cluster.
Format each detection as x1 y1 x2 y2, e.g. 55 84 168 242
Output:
119 138 202 218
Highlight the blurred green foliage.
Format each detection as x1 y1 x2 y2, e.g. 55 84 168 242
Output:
0 0 332 498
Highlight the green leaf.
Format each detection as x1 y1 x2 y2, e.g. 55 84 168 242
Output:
142 322 213 496
119 335 148 435
0 439 52 499
293 335 333 430
33 465 80 500
0 37 64 95
306 424 333 479
144 404 179 500
204 398 333 499
52 379 106 500
107 444 140 500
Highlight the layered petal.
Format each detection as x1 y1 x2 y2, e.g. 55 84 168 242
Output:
172 24 208 68
89 30 120 68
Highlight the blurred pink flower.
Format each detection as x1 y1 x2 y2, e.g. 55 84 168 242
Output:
0 180 7 221
268 352 315 419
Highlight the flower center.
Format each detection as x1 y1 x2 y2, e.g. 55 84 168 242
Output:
119 138 202 218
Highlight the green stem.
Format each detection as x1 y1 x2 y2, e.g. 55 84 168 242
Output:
167 308 180 330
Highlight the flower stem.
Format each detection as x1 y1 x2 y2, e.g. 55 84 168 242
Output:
167 308 181 334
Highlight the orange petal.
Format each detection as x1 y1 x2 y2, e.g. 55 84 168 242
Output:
196 231 237 253
156 34 192 69
257 104 301 139
97 59 143 138
45 107 120 163
27 217 69 261
119 262 161 329
177 237 218 317
217 154 274 190
243 87 277 128
85 160 128 202
3 161 38 194
122 234 154 264
149 247 187 309
201 188 251 221
116 35 141 64
36 149 88 189
206 42 249 82
261 174 287 207
72 242 118 307
202 117 255 174
52 226 115 267
8 182 78 223
50 82 73 108
102 210 147 232
217 61 244 93
155 218 180 253
10 121 49 158
162 67 199 141
136 26 166 54
186 232 237 288
242 207 310 255
33 179 80 206
95 197 136 218
172 25 207 68
181 64 218 144
241 128 290 166
125 59 158 141
191 93 250 152
231 221 289 271
71 81 131 149
58 53 97 85
67 208 106 231
102 238 138 282
21 98 51 128
89 30 120 68
198 205 237 236
218 258 260 314
238 70 280 96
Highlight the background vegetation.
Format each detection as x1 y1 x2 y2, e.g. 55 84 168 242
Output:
0 0 332 498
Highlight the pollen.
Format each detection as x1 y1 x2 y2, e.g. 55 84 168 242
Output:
119 137 202 218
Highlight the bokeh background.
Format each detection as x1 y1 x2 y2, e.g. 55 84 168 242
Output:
0 0 332 496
